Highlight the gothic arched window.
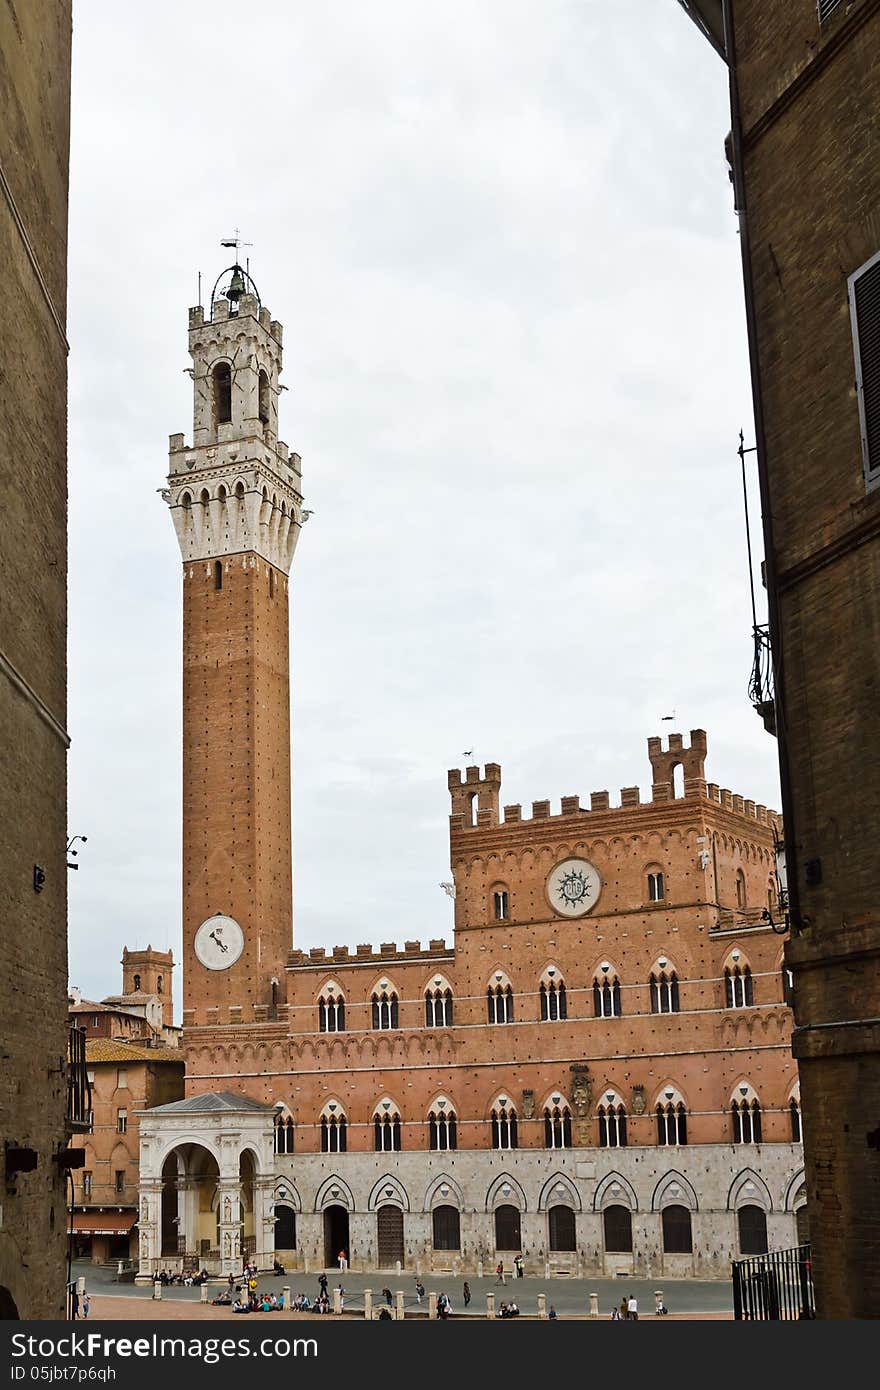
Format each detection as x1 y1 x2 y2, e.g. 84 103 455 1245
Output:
731 1093 762 1144
593 970 622 1018
598 1098 627 1148
662 1205 693 1253
372 990 399 1030
274 1114 295 1154
428 1101 457 1151
725 963 754 1008
425 983 453 1027
543 1102 572 1149
318 988 345 1033
548 1205 576 1252
539 971 567 1021
320 1104 347 1153
487 980 514 1024
490 1099 518 1150
655 1100 688 1146
603 1205 632 1253
373 1104 402 1153
650 970 680 1014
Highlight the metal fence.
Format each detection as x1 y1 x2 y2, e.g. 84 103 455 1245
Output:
732 1243 815 1320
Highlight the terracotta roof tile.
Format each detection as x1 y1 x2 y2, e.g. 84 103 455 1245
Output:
85 1039 183 1064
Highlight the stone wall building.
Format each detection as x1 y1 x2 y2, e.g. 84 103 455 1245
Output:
678 0 880 1319
0 0 76 1320
138 269 805 1279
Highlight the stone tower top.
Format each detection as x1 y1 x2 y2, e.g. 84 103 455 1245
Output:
121 944 174 1017
163 264 305 574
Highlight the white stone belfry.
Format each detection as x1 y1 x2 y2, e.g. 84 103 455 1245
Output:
163 266 304 574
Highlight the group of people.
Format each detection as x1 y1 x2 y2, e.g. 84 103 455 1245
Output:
228 1292 285 1313
498 1300 520 1317
494 1257 525 1285
611 1294 640 1320
155 1268 210 1287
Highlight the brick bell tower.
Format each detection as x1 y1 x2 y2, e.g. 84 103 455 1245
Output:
163 261 304 1027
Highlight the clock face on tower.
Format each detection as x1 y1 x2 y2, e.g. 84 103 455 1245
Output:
546 858 602 917
193 915 244 970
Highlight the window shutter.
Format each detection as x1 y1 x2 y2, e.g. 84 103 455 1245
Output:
850 251 880 483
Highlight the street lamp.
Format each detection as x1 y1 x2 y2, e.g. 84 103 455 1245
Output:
761 829 790 934
67 834 88 871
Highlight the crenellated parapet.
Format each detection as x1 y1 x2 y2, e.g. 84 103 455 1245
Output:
447 731 779 832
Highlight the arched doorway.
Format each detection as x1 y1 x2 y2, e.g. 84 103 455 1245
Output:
323 1205 349 1268
274 1206 296 1252
377 1205 404 1266
494 1204 521 1251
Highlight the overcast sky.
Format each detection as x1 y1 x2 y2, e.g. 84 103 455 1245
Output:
66 1 778 1017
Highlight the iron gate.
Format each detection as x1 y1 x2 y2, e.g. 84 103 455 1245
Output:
732 1243 815 1319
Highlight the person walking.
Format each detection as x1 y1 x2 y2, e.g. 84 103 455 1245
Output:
495 1261 506 1286
627 1293 638 1321
462 1280 471 1307
81 1293 90 1320
619 1297 628 1320
415 1279 425 1304
318 1271 329 1300
514 1255 524 1279
337 1248 347 1272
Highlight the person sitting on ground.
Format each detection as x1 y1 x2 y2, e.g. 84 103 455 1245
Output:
548 1304 558 1320
508 1300 519 1316
377 1306 393 1320
499 1302 508 1318
232 1298 248 1313
273 1259 285 1276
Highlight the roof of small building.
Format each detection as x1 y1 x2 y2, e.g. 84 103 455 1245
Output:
146 1091 274 1114
85 1039 184 1064
103 992 155 1005
70 1000 146 1021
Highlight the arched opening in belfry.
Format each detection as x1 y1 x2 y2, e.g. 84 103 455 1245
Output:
213 362 232 425
672 762 685 799
160 1144 219 1260
214 560 223 591
258 369 270 425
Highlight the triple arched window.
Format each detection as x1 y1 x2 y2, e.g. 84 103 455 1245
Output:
593 969 622 1018
320 1103 347 1153
725 961 755 1008
274 1114 295 1154
650 968 680 1014
731 1091 762 1143
598 1096 627 1147
425 982 453 1027
487 978 514 1024
543 1101 572 1149
372 990 399 1030
428 1101 457 1151
656 1097 687 1146
540 971 567 1021
491 1099 518 1150
374 1103 402 1152
318 987 345 1033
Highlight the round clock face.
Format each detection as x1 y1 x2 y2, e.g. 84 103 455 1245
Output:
547 858 602 917
194 914 244 970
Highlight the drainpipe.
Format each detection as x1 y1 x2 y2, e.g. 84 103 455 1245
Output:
721 0 803 934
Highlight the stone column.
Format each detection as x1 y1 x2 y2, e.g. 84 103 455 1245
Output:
538 1293 547 1319
254 1175 276 1270
486 1293 495 1318
138 1178 162 1278
178 1177 200 1264
217 1184 243 1277
364 1289 373 1320
428 1292 437 1318
394 1290 405 1320
588 1291 599 1318
332 1287 342 1315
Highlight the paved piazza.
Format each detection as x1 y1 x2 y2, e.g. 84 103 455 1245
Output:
74 1263 732 1321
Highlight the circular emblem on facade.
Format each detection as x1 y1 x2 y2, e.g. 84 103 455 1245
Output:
193 914 244 970
546 858 601 917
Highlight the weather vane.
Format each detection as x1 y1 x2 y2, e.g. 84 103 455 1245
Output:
220 228 253 261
